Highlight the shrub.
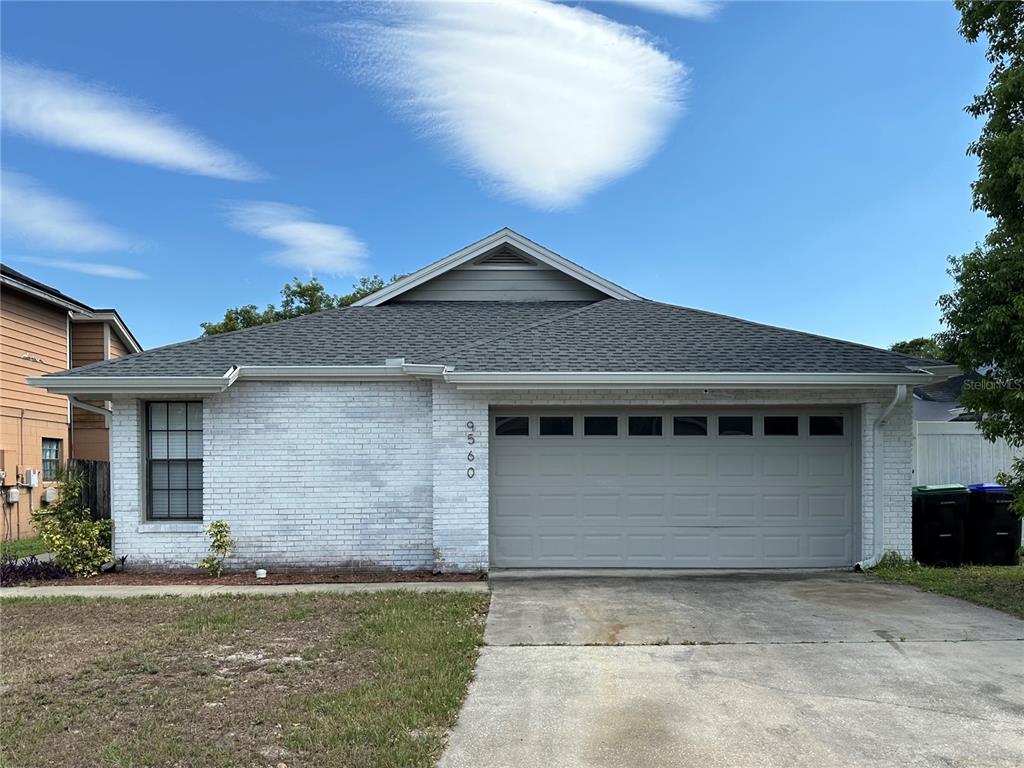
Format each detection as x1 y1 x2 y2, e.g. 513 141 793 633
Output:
0 552 69 586
30 467 112 577
198 520 235 576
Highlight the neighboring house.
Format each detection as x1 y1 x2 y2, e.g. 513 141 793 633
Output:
30 229 954 571
1 265 141 541
912 371 982 422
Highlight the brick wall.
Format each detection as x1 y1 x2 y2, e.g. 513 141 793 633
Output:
109 381 915 570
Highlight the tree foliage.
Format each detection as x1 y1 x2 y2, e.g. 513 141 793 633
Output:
941 2 1024 514
200 275 401 335
889 336 952 361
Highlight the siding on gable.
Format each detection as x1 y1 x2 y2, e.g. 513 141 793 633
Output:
394 267 607 302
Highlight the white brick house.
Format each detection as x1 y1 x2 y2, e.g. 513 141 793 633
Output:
32 229 953 572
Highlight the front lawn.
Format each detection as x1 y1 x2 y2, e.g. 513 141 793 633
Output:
871 559 1024 619
0 537 48 560
0 591 489 768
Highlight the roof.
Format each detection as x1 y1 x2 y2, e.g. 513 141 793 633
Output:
914 371 980 403
1 263 143 353
48 298 942 380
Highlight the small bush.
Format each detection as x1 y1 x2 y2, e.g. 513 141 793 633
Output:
198 520 235 576
30 466 112 577
0 552 69 586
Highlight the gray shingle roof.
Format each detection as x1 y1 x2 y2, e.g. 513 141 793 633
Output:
54 299 939 378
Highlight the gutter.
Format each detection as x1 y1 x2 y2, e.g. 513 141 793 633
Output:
445 371 938 390
855 384 908 572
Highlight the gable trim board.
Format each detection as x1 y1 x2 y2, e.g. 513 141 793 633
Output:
27 230 948 571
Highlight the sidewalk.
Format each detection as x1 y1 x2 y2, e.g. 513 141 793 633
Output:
1 581 490 598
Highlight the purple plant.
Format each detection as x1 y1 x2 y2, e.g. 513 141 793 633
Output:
0 553 69 587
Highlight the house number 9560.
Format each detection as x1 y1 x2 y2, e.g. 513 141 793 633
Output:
466 420 476 478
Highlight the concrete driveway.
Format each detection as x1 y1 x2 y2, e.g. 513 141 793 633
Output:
439 573 1024 768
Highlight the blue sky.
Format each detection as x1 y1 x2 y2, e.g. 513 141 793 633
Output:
1 1 989 350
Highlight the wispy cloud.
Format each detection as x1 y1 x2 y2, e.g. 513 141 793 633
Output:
2 60 262 181
17 256 148 280
589 0 718 19
1 170 133 252
224 201 367 274
332 0 686 209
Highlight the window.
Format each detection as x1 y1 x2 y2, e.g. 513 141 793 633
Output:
539 416 574 436
628 416 662 436
584 416 618 436
147 402 203 520
495 416 529 436
764 416 799 436
41 438 62 481
673 416 707 436
718 416 753 436
810 415 844 436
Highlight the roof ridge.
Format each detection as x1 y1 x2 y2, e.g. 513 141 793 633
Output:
643 299 947 367
422 300 613 366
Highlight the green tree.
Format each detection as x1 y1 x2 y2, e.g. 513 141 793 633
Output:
941 2 1024 514
889 336 952 361
200 275 398 335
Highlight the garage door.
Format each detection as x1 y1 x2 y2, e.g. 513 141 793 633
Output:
490 409 857 568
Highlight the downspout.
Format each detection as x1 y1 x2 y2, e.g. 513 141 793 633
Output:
69 397 112 428
855 384 907 571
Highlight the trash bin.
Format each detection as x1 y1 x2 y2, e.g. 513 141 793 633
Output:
912 484 970 566
967 483 1021 566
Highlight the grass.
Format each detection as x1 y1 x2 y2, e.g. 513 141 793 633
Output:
0 591 489 768
0 537 48 560
871 555 1024 619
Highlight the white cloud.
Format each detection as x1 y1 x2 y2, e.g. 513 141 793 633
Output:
1 170 133 252
17 256 147 280
333 0 686 209
587 0 718 19
224 201 367 274
2 60 262 181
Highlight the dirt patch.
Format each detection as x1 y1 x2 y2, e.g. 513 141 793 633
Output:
4 568 484 588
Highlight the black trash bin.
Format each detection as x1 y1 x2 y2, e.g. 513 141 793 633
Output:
967 483 1022 566
912 484 970 566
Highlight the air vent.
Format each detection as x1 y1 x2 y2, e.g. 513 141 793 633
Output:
474 246 537 267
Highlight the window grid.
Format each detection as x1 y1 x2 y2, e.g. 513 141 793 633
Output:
42 438 62 481
147 402 203 520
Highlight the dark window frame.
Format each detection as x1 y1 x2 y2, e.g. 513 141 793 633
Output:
627 415 663 437
538 415 575 437
809 415 845 437
763 416 800 437
718 415 754 437
146 401 203 521
583 415 619 437
672 416 708 437
41 438 62 481
494 415 530 437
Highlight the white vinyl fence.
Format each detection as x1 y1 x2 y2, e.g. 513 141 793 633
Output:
913 421 1022 486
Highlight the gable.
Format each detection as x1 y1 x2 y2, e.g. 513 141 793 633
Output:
353 228 641 306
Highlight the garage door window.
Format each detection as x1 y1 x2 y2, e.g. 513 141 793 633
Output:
672 416 707 436
810 415 844 436
539 416 574 436
584 416 618 436
495 416 529 436
764 416 799 436
718 416 754 436
628 416 662 436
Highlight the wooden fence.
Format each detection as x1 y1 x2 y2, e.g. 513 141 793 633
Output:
68 459 110 521
914 421 1022 486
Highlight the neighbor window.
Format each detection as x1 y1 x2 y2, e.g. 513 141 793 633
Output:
147 401 203 520
809 415 844 436
628 416 663 436
764 416 799 436
673 416 708 436
584 416 618 436
495 416 529 436
539 416 574 436
41 438 62 481
718 416 754 436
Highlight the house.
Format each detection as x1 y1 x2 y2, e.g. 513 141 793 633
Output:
2 264 141 541
29 229 954 571
912 371 981 422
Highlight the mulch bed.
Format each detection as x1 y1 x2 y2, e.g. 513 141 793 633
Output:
3 569 484 588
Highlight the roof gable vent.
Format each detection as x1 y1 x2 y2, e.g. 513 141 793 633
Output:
473 245 537 267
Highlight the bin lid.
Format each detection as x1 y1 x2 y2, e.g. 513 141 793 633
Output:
968 482 1009 493
913 484 969 494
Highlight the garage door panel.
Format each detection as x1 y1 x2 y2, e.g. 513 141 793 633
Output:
491 408 855 568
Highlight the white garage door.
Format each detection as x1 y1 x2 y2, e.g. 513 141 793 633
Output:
490 409 857 568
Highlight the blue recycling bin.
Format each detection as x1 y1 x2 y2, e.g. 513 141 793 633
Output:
967 483 1021 566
